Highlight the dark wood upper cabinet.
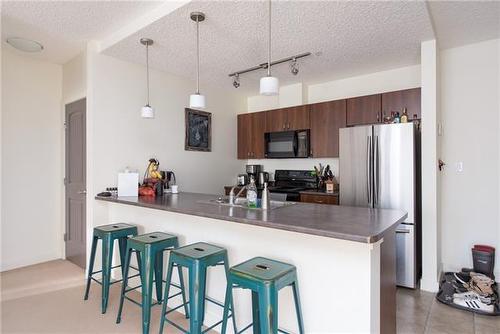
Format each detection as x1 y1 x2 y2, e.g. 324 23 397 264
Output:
346 94 382 126
286 106 309 130
251 111 266 158
310 100 346 158
265 106 309 132
265 108 288 132
237 111 266 159
237 113 252 159
382 87 421 120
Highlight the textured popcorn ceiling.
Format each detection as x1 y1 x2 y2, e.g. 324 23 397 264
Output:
1 1 499 92
1 0 164 63
102 0 435 94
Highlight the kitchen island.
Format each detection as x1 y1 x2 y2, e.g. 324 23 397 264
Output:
96 192 406 333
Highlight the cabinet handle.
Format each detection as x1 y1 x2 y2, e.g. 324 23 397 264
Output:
282 123 286 130
377 111 380 123
287 123 290 129
247 152 250 157
315 200 324 204
310 149 313 157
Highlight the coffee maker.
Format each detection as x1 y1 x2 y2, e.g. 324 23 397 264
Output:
246 164 262 185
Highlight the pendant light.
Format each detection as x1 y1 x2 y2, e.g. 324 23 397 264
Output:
260 0 279 96
189 12 206 109
140 38 154 118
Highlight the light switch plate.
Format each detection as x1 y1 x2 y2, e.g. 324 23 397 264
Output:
456 162 463 172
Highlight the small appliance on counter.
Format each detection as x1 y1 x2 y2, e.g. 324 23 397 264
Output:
118 169 139 197
246 164 262 181
237 174 248 186
257 171 269 187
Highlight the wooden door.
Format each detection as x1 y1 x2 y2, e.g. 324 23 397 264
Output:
346 94 381 126
310 100 346 157
265 108 288 132
382 88 421 120
286 105 310 130
237 113 252 159
251 111 266 158
65 98 87 269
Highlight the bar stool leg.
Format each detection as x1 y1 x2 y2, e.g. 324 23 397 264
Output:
159 260 175 334
101 235 115 314
292 281 305 334
176 265 190 319
141 248 155 334
118 237 127 278
221 280 233 334
188 264 207 334
223 256 238 334
116 247 132 324
154 250 164 304
84 235 98 300
252 291 261 334
258 286 278 334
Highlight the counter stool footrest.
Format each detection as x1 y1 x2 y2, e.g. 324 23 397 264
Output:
163 318 189 334
236 323 253 334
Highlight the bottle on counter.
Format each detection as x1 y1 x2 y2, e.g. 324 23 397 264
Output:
261 182 271 210
394 112 400 123
246 176 258 208
401 108 408 123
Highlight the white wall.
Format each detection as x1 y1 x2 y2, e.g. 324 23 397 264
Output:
440 39 500 278
1 48 63 271
63 52 86 105
246 65 421 180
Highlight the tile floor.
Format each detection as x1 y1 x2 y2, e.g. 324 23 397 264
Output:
1 260 499 333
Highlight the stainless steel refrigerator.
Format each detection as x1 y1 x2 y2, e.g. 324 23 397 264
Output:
339 123 421 288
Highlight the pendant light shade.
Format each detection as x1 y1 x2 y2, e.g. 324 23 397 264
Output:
260 76 279 96
140 38 154 118
189 12 206 109
260 0 279 96
189 94 206 109
141 105 154 118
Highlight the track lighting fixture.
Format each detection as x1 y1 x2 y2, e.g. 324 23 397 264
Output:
233 74 240 88
290 58 299 75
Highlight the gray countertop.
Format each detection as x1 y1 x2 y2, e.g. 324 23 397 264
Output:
95 192 407 243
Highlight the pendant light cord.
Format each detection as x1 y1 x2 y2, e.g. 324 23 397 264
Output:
146 43 150 105
267 0 271 77
196 16 200 94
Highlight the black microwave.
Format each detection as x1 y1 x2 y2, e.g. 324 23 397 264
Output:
265 130 310 158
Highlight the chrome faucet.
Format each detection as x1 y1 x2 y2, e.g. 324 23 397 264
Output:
229 185 246 205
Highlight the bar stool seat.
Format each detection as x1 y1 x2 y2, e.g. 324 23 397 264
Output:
116 232 189 334
159 242 237 334
222 257 305 334
84 223 139 314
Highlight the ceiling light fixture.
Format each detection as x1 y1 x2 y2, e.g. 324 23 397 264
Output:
260 0 279 96
290 58 299 75
189 12 206 109
140 38 155 119
233 74 240 88
6 37 44 53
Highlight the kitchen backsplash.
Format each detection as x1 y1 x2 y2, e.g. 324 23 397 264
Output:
246 158 340 182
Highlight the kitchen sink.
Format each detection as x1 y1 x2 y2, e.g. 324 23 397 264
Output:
199 197 296 210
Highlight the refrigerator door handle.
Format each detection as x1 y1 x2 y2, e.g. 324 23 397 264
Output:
366 136 371 205
374 135 380 205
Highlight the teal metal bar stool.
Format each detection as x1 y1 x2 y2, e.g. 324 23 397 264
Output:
84 223 140 314
221 257 305 334
159 242 237 334
116 232 189 334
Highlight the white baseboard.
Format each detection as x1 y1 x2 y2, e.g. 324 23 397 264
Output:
0 252 62 272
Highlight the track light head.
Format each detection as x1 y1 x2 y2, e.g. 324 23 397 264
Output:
233 74 240 88
290 58 299 75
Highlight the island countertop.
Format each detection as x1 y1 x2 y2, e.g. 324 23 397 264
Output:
95 192 407 243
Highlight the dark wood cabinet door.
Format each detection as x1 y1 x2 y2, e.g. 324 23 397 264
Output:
310 100 346 157
265 108 288 132
382 87 421 120
251 111 266 158
300 193 339 205
237 113 252 159
346 94 381 126
286 105 310 130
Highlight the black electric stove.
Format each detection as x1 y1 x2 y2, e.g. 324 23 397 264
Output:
269 170 318 201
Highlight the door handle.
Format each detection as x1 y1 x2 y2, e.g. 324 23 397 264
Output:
78 190 87 194
366 136 372 205
396 229 410 234
374 135 379 205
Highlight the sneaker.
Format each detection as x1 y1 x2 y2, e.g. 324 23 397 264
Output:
453 291 494 314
